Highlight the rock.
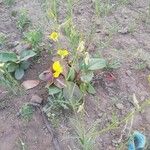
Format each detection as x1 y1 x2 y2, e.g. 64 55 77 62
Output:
118 27 129 34
30 95 43 104
7 41 19 48
95 19 101 25
115 103 124 110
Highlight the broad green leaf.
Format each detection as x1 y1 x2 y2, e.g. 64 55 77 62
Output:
20 61 30 70
63 82 83 101
88 58 106 70
15 68 24 80
80 71 94 83
19 50 36 61
87 84 96 94
7 63 19 72
48 85 61 95
0 51 18 62
67 67 75 81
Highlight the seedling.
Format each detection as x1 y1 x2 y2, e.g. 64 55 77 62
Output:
24 29 43 52
94 0 114 17
19 104 33 121
0 32 7 48
17 10 30 31
0 50 36 80
3 0 15 6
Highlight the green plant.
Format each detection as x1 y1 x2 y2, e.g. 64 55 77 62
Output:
61 19 81 50
0 50 36 80
40 30 107 114
46 0 58 23
117 0 130 5
0 67 20 94
0 32 7 48
94 0 114 17
71 117 100 150
17 10 30 31
3 0 15 6
24 29 43 51
105 59 121 70
19 104 33 121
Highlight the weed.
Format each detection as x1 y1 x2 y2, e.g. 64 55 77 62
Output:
24 29 43 51
105 21 119 37
17 10 30 31
66 0 73 19
133 60 147 70
19 104 33 121
3 0 15 6
117 0 130 5
11 10 17 17
0 32 7 48
105 59 121 70
45 0 58 23
71 117 100 150
94 0 114 17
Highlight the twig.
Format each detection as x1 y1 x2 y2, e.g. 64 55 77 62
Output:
27 102 62 150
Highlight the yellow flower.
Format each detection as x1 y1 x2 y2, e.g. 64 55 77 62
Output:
77 41 85 52
52 61 63 78
48 32 59 41
57 49 69 59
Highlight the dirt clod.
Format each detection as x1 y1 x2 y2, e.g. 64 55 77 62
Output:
30 94 43 104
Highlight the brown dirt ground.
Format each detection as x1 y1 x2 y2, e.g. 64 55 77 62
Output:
0 0 150 150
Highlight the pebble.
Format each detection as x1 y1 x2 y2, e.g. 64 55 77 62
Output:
118 27 129 34
7 41 19 48
30 95 43 104
115 103 124 110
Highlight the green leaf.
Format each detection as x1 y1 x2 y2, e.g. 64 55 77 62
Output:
87 84 96 94
79 83 88 93
15 68 25 80
80 71 94 83
107 60 120 69
67 67 75 81
19 50 36 61
20 61 30 70
88 58 106 70
0 51 18 63
7 63 19 72
63 82 83 101
48 86 61 95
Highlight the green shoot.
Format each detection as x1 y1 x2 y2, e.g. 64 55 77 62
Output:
17 10 30 31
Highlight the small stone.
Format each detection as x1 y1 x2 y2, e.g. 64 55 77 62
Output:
95 19 101 25
30 95 43 104
118 27 129 34
7 41 19 48
115 103 124 110
112 139 119 144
